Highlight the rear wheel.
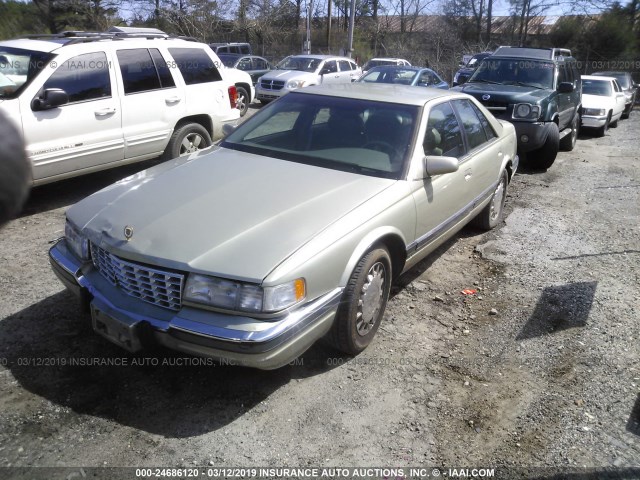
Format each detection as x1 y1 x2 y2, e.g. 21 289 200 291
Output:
236 86 249 117
533 122 559 170
329 246 392 355
162 123 212 161
472 170 509 230
560 112 579 151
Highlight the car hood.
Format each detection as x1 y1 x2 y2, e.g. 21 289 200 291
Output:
458 83 552 104
261 70 317 81
582 94 615 109
67 147 394 283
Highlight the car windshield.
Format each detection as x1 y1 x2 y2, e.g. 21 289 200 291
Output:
359 67 418 85
0 47 53 99
469 58 554 89
583 79 612 96
218 56 238 68
221 92 419 179
277 56 322 73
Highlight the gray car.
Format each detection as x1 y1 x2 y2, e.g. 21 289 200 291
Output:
49 84 518 369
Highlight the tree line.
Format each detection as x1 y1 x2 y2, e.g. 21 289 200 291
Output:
1 0 638 81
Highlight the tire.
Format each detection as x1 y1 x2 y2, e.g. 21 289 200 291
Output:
236 86 249 117
610 117 619 128
533 122 559 170
596 112 611 137
559 112 579 151
472 169 509 231
330 246 392 355
162 123 212 161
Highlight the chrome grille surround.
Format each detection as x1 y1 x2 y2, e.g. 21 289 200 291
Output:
90 243 184 311
259 79 285 91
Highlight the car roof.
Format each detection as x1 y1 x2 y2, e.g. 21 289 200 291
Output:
592 71 629 76
492 46 571 60
294 83 454 106
583 75 617 82
288 54 352 60
369 57 408 61
1 34 199 54
365 65 434 73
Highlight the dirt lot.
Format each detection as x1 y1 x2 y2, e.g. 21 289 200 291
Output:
0 104 639 479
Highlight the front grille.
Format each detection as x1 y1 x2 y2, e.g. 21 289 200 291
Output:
259 79 285 91
482 101 509 111
91 243 184 311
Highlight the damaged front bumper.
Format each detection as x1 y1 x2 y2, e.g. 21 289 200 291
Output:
49 239 341 370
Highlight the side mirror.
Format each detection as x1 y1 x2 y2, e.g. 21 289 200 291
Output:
222 123 237 137
31 88 69 111
558 82 574 93
424 155 459 176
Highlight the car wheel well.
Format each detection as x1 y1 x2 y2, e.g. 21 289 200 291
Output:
175 115 213 139
376 234 407 281
235 82 252 102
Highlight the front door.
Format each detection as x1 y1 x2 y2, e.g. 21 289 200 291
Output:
20 51 124 182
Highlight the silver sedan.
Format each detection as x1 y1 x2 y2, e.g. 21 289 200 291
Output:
49 84 518 369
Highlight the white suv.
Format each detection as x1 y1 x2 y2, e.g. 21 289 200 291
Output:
0 31 241 185
255 55 361 104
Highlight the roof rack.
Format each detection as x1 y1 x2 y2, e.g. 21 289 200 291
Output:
16 28 197 46
492 46 573 60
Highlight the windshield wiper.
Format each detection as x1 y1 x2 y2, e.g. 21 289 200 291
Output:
513 81 545 89
469 78 501 85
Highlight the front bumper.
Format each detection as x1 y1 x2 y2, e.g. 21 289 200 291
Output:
49 239 341 370
581 115 608 128
255 86 288 102
510 121 551 153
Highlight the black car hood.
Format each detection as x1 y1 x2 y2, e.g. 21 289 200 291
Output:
458 82 552 105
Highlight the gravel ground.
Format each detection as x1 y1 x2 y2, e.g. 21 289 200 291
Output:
0 104 638 479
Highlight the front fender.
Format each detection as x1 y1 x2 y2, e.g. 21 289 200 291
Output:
339 227 408 286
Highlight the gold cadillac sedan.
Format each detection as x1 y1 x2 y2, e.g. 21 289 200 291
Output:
49 83 518 369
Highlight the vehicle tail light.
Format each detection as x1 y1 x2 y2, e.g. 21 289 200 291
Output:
228 85 238 110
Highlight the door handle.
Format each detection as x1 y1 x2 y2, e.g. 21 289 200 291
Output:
94 108 116 117
166 96 182 104
464 168 472 181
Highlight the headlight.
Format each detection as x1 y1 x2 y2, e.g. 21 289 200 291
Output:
286 79 306 89
184 274 306 314
583 108 606 116
512 103 541 120
65 220 90 261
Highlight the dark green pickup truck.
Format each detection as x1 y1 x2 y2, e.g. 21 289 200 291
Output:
454 47 582 169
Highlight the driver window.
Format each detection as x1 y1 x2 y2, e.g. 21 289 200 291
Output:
43 52 111 104
323 61 337 74
423 102 464 158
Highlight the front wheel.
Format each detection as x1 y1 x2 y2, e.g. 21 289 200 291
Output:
596 112 611 137
472 169 509 230
162 123 212 161
533 122 559 170
560 112 579 151
329 246 392 355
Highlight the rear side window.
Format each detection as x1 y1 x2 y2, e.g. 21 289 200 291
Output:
452 99 489 151
169 48 222 84
43 51 110 103
117 49 175 94
150 49 175 88
338 60 353 71
469 101 497 140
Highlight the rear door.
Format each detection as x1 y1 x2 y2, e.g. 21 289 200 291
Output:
20 50 124 182
116 47 185 160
